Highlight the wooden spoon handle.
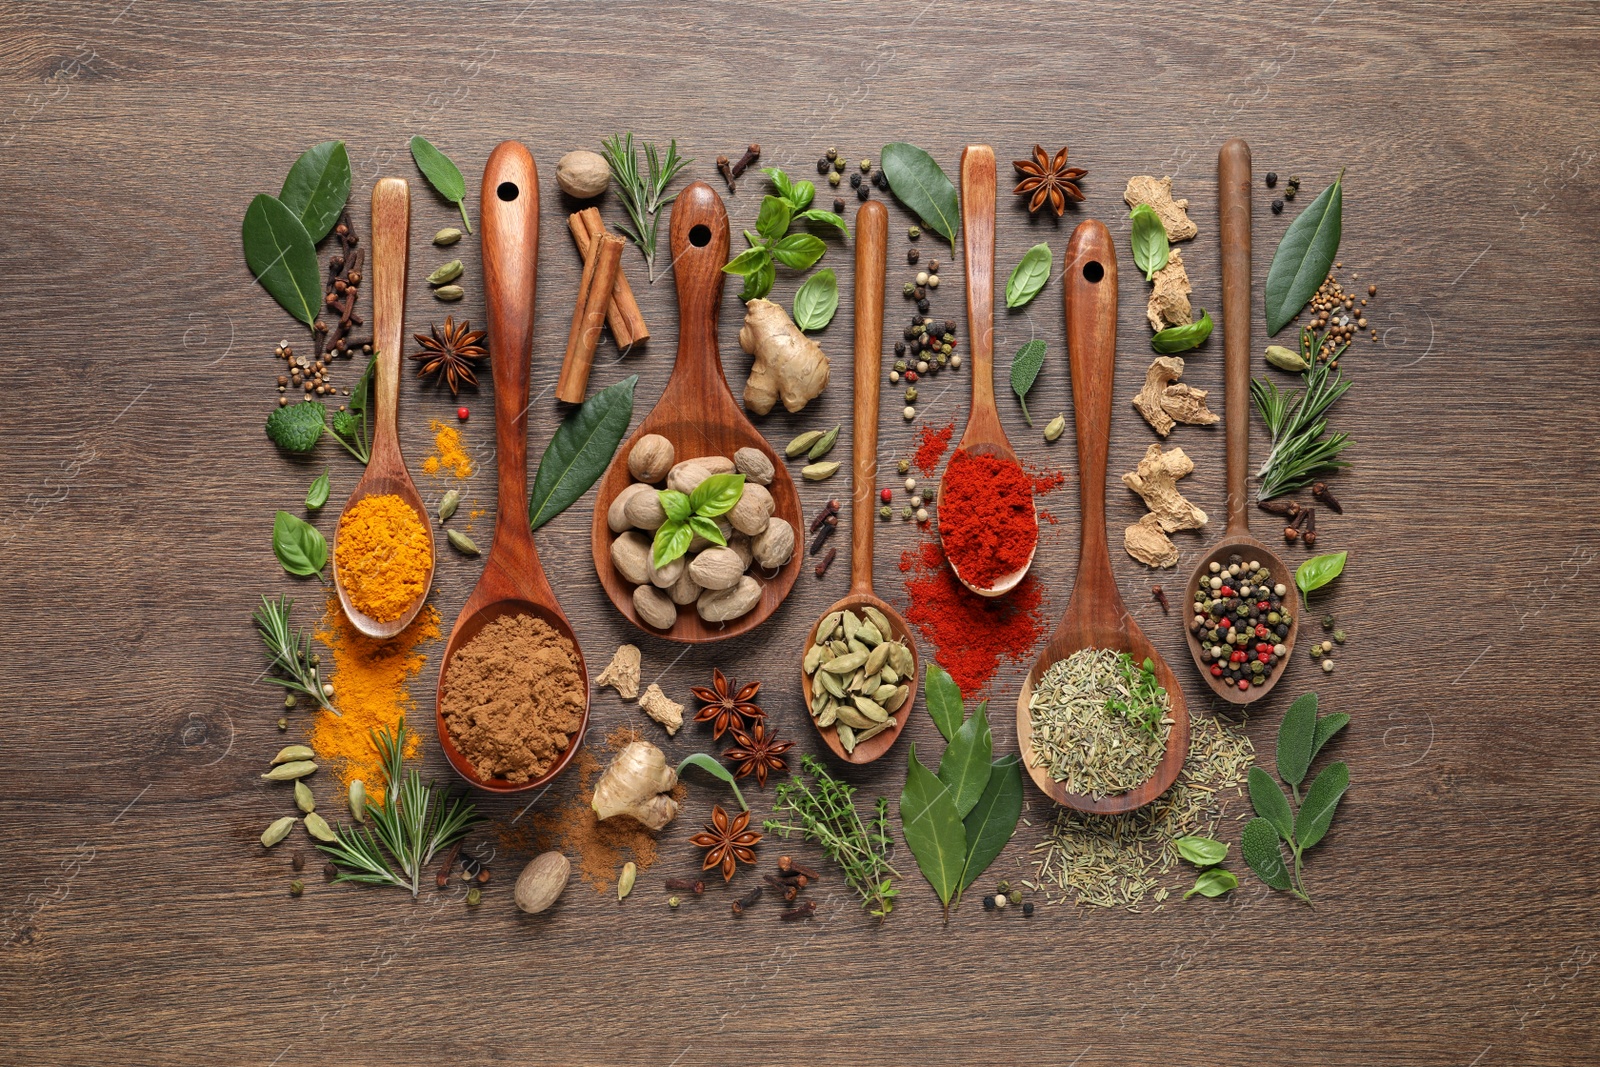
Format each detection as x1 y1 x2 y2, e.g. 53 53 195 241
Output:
850 200 888 597
368 177 410 471
1219 137 1253 536
668 182 732 396
1063 220 1119 604
480 141 540 547
960 145 997 422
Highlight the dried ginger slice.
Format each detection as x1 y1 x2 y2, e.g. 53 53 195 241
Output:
1123 443 1208 532
1125 513 1180 568
1123 175 1198 241
638 683 683 736
595 644 641 700
1148 248 1193 331
1132 356 1218 436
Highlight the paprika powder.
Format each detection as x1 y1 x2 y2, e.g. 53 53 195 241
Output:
937 448 1038 590
900 536 1047 695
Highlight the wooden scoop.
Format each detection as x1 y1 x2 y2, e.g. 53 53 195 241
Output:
331 178 435 639
799 201 919 764
1183 137 1300 704
1015 220 1190 814
589 181 803 642
939 145 1037 597
434 142 588 794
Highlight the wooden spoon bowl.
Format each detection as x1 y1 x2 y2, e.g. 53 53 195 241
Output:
1183 138 1300 705
435 142 588 794
589 182 803 642
939 145 1037 598
1015 220 1190 814
799 201 919 764
331 176 436 639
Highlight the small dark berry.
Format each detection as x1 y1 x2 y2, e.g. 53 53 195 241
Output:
833 198 845 213
1022 901 1034 917
1265 171 1278 187
857 185 869 200
894 341 906 355
907 248 919 264
982 895 997 911
917 298 930 312
849 173 862 188
817 158 830 174
1271 199 1284 214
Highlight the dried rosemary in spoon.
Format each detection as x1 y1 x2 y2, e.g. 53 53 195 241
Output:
1025 648 1173 799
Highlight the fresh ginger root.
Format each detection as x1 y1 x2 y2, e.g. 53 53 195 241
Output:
738 298 829 414
591 740 679 830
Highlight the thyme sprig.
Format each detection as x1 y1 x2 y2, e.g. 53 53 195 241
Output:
600 132 691 283
253 594 337 715
1252 327 1353 500
765 755 900 920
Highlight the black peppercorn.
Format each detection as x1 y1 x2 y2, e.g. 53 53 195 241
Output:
849 172 862 188
982 895 997 911
1022 901 1034 917
917 298 930 312
1272 198 1284 214
817 158 830 174
894 341 906 355
907 248 919 264
1265 171 1278 187
833 197 845 213
914 286 926 300
857 185 869 200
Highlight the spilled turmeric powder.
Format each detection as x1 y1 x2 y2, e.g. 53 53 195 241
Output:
334 494 432 622
422 418 474 479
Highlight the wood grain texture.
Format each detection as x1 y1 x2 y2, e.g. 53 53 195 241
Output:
1 1 1598 1065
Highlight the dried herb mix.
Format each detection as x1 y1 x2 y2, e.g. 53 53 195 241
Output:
1026 648 1173 800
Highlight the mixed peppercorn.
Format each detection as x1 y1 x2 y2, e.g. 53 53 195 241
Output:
816 147 886 202
1190 555 1292 692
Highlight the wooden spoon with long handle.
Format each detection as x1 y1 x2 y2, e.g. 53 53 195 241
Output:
799 200 919 763
434 142 589 794
1015 220 1190 814
332 177 435 639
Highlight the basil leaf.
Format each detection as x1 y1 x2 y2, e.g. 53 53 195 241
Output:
1276 691 1319 788
769 233 826 270
1175 835 1229 868
652 519 692 568
528 375 637 530
1185 867 1239 900
1129 203 1170 282
1242 818 1292 890
740 255 775 301
1296 550 1348 599
760 166 793 202
408 135 472 233
265 400 326 453
959 754 1023 893
792 268 839 332
755 195 793 244
1310 712 1351 764
1248 766 1294 842
787 180 815 212
899 744 967 909
1004 242 1051 308
272 510 326 577
242 194 321 326
279 140 350 243
937 701 993 819
1294 760 1349 850
657 489 691 524
795 209 849 235
1265 173 1343 334
1151 309 1214 354
723 246 771 276
690 472 745 517
1009 339 1047 426
923 664 964 742
304 470 330 510
687 514 727 547
880 142 958 245
676 752 748 811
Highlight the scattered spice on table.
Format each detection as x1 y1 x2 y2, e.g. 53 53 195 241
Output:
899 536 1047 695
937 449 1038 590
913 420 954 476
422 418 474 479
1026 649 1173 799
333 494 433 623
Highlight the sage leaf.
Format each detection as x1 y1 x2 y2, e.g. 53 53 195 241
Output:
272 510 326 578
1276 691 1319 788
279 140 350 243
923 664 964 742
755 195 793 244
652 519 693 568
304 470 330 510
1004 242 1051 308
1009 339 1047 426
689 472 745 518
1310 712 1351 763
528 375 637 530
1265 172 1343 334
793 268 839 332
795 209 849 235
1241 817 1292 890
1248 766 1294 842
1151 309 1214 354
687 515 727 547
881 142 958 245
1185 867 1239 900
1296 550 1347 599
242 194 322 326
677 752 748 811
1294 760 1349 850
769 232 826 270
265 400 326 453
937 701 993 819
409 135 472 233
899 744 966 909
1129 203 1170 282
1175 835 1229 868
959 754 1023 893
657 489 691 524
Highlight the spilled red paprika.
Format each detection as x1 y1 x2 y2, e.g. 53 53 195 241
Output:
936 448 1038 590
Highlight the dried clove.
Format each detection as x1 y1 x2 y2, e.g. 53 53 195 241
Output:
435 841 462 888
808 524 835 556
731 143 761 179
1311 482 1343 514
1258 498 1301 518
814 546 837 578
777 856 821 881
663 877 705 896
762 873 800 901
1302 506 1318 546
779 899 817 921
716 155 737 193
731 885 763 915
809 499 841 534
1151 585 1170 614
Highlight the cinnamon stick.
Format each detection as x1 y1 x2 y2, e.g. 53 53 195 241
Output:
570 208 648 346
558 232 624 404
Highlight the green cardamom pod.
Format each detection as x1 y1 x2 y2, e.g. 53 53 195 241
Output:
434 284 465 302
807 425 841 461
433 227 463 246
1044 413 1067 442
261 760 318 781
271 744 316 765
260 816 297 848
785 429 824 458
437 489 460 523
427 259 464 286
294 779 315 814
802 460 841 481
1264 344 1310 372
303 811 337 843
447 529 481 555
618 861 637 902
348 779 367 823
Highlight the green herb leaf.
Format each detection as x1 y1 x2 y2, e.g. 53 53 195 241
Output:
1129 203 1170 282
923 664 964 742
652 519 692 568
761 166 794 202
304 470 330 510
1009 338 1047 426
1294 760 1349 850
787 180 815 212
1185 867 1239 899
795 209 849 235
528 375 638 530
1296 550 1347 599
793 268 839 332
880 142 958 245
734 252 776 301
1175 835 1230 867
1310 712 1351 763
279 140 351 243
769 233 826 270
1004 242 1051 308
1276 691 1319 788
937 701 993 819
409 135 472 233
755 195 794 244
689 472 746 518
899 744 967 910
958 754 1023 893
1248 766 1294 842
242 194 322 326
1252 354 1352 500
1151 309 1214 354
1265 172 1343 334
723 246 771 276
600 133 691 283
272 510 327 578
265 400 326 453
687 514 727 547
1241 817 1292 891
657 489 691 524
328 353 375 464
676 752 748 811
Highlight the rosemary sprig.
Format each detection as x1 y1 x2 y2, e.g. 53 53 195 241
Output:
600 132 691 283
253 594 337 715
765 754 900 920
1252 327 1353 500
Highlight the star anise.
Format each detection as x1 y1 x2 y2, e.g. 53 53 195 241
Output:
410 316 487 395
688 803 762 881
690 668 763 740
723 721 794 789
1012 145 1087 217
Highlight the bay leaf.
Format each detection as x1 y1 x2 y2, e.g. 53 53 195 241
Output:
279 140 350 243
528 375 637 530
899 744 966 910
1264 172 1343 334
242 193 321 326
937 700 993 819
958 754 1022 894
880 142 958 245
923 663 963 742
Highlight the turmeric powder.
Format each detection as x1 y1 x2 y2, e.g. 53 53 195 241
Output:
334 494 432 622
422 418 474 479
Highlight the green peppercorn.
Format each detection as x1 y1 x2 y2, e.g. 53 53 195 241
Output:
905 387 918 402
828 171 841 187
833 157 846 173
1333 630 1347 644
901 506 914 520
277 717 288 731
898 458 910 475
880 505 892 520
1007 891 1021 906
908 226 921 239
668 895 682 908
284 694 296 709
289 880 304 897
466 887 482 906
860 158 872 172
903 282 916 297
1322 614 1335 630
894 359 907 372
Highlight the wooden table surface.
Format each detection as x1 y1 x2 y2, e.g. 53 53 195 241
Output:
3 2 1597 1064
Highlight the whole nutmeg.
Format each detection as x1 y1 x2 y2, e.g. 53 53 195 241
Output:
688 546 746 591
623 486 668 531
687 516 732 553
514 850 570 914
728 534 754 570
608 482 654 534
668 568 702 606
649 549 686 589
697 575 762 623
751 517 797 569
667 455 735 495
633 584 678 629
728 482 775 536
733 446 775 486
556 150 610 199
628 434 675 483
611 531 653 585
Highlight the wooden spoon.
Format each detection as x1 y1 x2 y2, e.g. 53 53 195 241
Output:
589 181 803 642
939 145 1037 598
799 200 919 764
434 142 589 794
1015 220 1190 814
331 177 436 639
1183 138 1301 705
